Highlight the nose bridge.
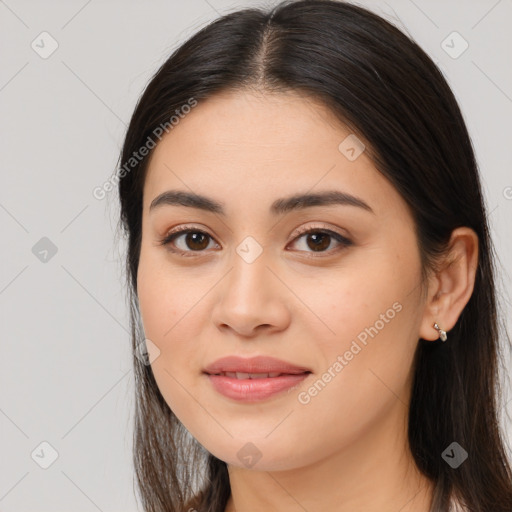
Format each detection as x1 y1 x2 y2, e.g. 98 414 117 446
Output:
228 234 272 302
211 233 290 335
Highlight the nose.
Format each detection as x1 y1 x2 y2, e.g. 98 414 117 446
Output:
210 250 291 338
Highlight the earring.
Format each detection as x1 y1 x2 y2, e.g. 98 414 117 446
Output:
433 322 447 342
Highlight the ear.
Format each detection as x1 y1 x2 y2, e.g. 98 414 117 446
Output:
419 227 479 341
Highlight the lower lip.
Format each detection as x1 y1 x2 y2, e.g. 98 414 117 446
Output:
205 373 310 402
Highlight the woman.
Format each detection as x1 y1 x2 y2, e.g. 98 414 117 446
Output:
115 1 512 510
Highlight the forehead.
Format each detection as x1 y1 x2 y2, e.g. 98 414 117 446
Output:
142 89 400 218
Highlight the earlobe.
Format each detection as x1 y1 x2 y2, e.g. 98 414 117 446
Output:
419 227 479 342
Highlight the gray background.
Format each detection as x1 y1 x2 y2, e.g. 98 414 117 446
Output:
1 0 511 510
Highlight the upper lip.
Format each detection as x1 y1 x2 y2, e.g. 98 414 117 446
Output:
203 355 312 375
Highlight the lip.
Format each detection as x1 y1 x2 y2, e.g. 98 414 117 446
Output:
203 355 311 375
203 355 312 402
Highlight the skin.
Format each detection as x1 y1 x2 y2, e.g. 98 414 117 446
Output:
136 89 478 512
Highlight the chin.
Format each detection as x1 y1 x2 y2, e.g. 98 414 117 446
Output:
205 440 312 472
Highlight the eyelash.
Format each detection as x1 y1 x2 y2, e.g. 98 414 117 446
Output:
157 224 353 258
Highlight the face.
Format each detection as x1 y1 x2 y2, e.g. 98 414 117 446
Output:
136 89 426 471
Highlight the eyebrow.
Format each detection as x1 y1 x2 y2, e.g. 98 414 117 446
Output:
149 189 374 216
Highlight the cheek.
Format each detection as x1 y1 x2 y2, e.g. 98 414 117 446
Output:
137 249 194 340
300 247 420 397
300 255 408 344
136 253 208 412
289 291 417 463
137 282 200 367
137 277 201 429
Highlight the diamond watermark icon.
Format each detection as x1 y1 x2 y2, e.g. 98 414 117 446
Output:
338 134 365 161
135 338 161 365
237 442 262 468
31 441 59 469
31 31 59 59
236 236 263 264
441 441 468 468
32 237 58 263
441 31 468 59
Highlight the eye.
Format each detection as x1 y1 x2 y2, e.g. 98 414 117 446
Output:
157 224 352 257
287 224 353 256
158 225 219 257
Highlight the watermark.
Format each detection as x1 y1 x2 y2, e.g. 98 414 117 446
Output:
31 31 59 59
237 441 263 468
32 236 58 263
441 441 468 469
92 97 198 200
503 186 512 200
297 301 403 405
236 236 264 264
31 441 59 469
338 133 365 161
440 31 469 60
135 338 161 365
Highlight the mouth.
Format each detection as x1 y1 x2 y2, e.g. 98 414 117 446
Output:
202 355 312 402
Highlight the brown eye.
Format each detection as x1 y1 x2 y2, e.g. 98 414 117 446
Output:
159 228 217 255
289 227 352 254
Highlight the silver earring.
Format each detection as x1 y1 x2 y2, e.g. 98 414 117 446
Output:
433 322 447 342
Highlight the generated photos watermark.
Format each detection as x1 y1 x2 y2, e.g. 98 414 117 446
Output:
297 301 403 405
92 97 198 200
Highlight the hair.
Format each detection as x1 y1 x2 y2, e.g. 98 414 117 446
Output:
114 1 512 511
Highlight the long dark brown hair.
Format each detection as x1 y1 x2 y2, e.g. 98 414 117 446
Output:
114 1 512 510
